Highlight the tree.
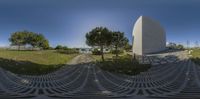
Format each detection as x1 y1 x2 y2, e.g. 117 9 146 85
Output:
167 42 176 49
23 32 49 50
124 43 132 51
35 34 48 49
9 31 28 50
62 46 68 50
177 44 184 50
28 32 38 48
111 31 129 57
86 27 112 61
55 45 68 50
167 42 184 50
55 45 63 50
40 39 50 49
9 30 49 50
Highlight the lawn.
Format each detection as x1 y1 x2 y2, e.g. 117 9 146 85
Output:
0 49 77 75
92 54 114 61
191 49 200 66
191 49 200 57
92 54 151 75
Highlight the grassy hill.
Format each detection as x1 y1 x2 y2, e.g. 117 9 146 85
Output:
0 49 77 75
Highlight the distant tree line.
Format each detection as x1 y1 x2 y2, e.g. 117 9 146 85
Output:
55 45 79 54
167 42 184 50
55 45 68 50
9 31 49 50
85 27 130 61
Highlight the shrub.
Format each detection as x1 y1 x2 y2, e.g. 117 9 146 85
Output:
57 49 79 54
97 54 151 75
92 48 101 55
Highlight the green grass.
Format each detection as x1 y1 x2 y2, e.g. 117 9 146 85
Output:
191 49 200 65
191 49 200 57
0 49 77 75
92 54 114 61
93 54 151 75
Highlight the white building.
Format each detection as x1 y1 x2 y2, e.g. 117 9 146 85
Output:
132 16 166 55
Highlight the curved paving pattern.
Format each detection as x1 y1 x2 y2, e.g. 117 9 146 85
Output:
0 51 200 99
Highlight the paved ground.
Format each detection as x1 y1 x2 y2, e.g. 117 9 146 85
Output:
1 51 200 99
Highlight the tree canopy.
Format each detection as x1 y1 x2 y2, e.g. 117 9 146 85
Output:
9 31 49 50
85 27 129 61
167 42 184 50
55 45 68 50
111 31 129 57
86 27 112 61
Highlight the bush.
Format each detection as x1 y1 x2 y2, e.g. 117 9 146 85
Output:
55 45 63 50
57 49 79 54
48 47 55 50
97 55 151 75
92 49 101 55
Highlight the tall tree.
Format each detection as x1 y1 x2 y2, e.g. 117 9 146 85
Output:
55 45 63 50
9 31 28 50
28 32 38 48
40 39 50 49
86 27 112 61
36 34 45 47
9 31 49 50
29 33 49 49
55 45 68 50
124 43 132 51
111 31 129 57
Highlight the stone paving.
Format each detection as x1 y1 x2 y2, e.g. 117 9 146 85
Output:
1 51 200 99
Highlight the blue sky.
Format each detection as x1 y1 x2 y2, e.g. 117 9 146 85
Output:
0 0 200 47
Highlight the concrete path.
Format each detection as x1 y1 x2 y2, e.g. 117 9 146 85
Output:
0 52 200 99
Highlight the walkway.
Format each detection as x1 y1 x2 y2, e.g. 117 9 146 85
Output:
0 51 200 99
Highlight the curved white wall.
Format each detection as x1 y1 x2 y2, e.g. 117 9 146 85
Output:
132 16 166 55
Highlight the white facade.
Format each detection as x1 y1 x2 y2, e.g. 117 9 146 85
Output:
132 16 166 55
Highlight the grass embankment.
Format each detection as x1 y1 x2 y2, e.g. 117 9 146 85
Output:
92 54 151 75
190 49 200 65
0 49 77 75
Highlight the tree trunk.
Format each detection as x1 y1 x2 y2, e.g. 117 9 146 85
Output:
115 45 118 58
101 45 104 61
18 45 20 51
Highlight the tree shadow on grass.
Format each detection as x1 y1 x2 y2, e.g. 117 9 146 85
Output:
0 58 66 75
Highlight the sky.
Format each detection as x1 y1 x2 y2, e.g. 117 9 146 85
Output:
0 0 200 47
